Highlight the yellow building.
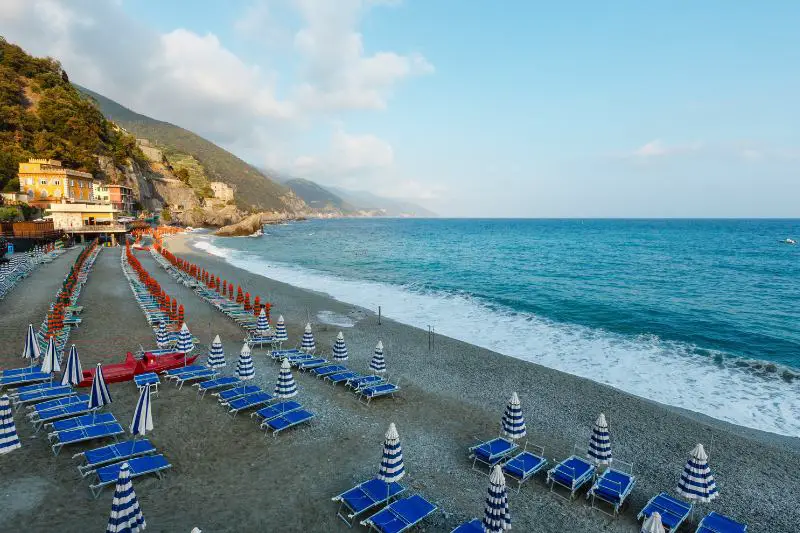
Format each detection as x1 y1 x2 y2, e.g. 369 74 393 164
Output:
18 159 95 207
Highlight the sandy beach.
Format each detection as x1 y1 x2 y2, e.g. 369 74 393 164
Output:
1 237 798 533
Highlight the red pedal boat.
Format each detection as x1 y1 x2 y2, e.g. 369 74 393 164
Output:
78 351 199 387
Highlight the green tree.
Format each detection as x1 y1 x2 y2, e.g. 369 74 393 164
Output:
175 168 190 184
0 206 20 221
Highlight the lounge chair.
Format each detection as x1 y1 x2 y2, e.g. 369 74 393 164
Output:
326 371 360 385
134 372 160 389
27 394 89 417
450 519 483 533
252 400 303 426
215 385 261 403
546 451 596 500
194 376 240 398
163 365 203 379
332 478 407 527
173 368 217 389
358 383 399 404
0 371 50 389
296 358 328 370
285 353 316 364
468 437 519 471
696 512 748 533
75 438 157 476
587 461 636 515
247 335 276 348
360 494 438 533
11 381 63 398
347 375 385 389
32 402 92 430
311 364 347 377
49 421 124 456
16 385 73 407
262 409 315 436
88 453 172 498
637 492 693 532
48 412 116 434
271 349 302 360
226 391 275 417
1 366 40 377
502 444 548 491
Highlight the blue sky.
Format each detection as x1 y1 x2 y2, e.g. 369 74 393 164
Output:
1 1 798 216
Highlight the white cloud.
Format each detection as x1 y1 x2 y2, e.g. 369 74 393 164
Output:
632 139 703 158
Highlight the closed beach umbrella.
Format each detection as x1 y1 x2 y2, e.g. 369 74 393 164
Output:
236 343 255 381
176 322 194 354
106 462 146 533
274 358 298 398
156 322 169 349
369 341 386 374
588 413 612 465
300 323 315 353
40 335 61 375
377 422 405 483
332 331 348 362
256 308 270 337
207 335 226 370
0 395 21 455
61 344 83 386
89 363 113 411
483 465 512 532
130 384 153 438
641 512 665 533
275 315 288 342
23 323 40 365
501 392 526 440
677 443 718 502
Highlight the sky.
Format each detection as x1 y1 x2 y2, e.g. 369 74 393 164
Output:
1 1 799 217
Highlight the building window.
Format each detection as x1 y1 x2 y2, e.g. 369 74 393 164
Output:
54 180 60 185
40 179 47 185
26 178 32 185
70 179 74 186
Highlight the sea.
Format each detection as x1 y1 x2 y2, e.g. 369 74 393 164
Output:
189 218 800 437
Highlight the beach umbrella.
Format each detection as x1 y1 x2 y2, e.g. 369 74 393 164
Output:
588 413 612 465
274 358 298 398
677 443 718 503
256 308 270 337
501 392 526 440
130 384 153 438
236 343 255 382
22 323 40 365
483 465 512 532
89 363 113 412
369 341 386 374
61 344 84 386
300 323 315 353
0 395 21 455
106 462 146 533
332 332 348 362
377 422 405 483
40 335 61 376
275 315 288 343
176 322 194 355
207 335 226 370
641 512 665 533
155 322 169 349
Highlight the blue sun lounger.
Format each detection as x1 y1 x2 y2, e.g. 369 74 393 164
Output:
285 353 316 364
271 349 302 360
1 371 50 389
637 492 693 532
468 437 519 471
11 381 63 398
174 368 217 389
546 453 596 500
1 366 40 377
75 438 157 476
49 421 124 456
696 512 747 533
33 402 92 431
312 364 347 377
332 478 407 527
326 371 360 384
16 385 73 406
134 372 160 388
262 409 315 436
253 400 303 425
247 335 276 348
49 412 116 434
451 519 483 533
587 462 636 516
27 394 89 416
195 376 240 398
163 365 203 379
297 358 328 370
348 375 385 389
226 391 274 416
358 383 400 404
502 444 548 491
215 385 261 403
360 494 438 533
89 453 172 498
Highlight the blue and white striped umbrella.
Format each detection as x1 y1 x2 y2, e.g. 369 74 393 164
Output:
377 422 405 483
369 341 386 374
256 308 270 337
155 321 169 349
176 322 193 353
677 443 718 503
332 332 348 362
61 344 83 386
501 392 526 440
130 384 153 437
236 343 255 381
207 335 226 370
587 413 612 464
0 395 21 455
300 323 315 353
275 315 288 342
483 464 512 532
274 358 298 398
22 323 40 364
89 363 112 411
106 462 146 533
40 335 61 375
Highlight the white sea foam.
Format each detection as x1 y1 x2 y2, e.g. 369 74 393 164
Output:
191 238 800 436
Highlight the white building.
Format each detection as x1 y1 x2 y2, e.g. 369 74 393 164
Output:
209 181 235 202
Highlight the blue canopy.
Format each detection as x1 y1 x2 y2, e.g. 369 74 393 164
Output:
60 344 83 386
40 335 61 375
256 308 270 337
106 462 146 533
369 341 386 374
155 321 170 349
483 465 511 532
275 315 288 342
176 322 193 353
207 335 226 370
89 363 112 410
130 384 153 437
274 358 298 398
587 413 612 464
677 443 718 503
236 343 255 381
377 422 405 483
0 395 21 455
501 392 526 440
300 323 315 353
23 323 40 365
332 332 348 362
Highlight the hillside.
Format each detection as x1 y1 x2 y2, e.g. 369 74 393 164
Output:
283 178 355 212
75 85 303 213
327 186 437 217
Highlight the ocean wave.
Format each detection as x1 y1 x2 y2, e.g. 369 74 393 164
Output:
191 237 800 436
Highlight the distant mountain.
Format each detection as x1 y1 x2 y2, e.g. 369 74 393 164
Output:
327 186 437 217
283 178 354 211
75 85 302 213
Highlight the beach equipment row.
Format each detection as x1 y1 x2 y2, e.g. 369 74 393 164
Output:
0 244 67 300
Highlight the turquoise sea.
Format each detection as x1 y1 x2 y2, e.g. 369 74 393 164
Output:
190 219 800 436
